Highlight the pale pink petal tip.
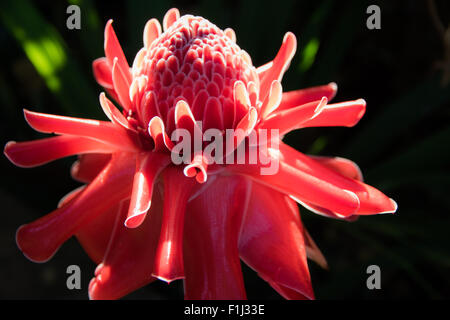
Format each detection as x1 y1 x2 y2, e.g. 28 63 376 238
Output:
163 8 180 32
143 18 162 48
329 82 338 93
356 98 367 119
385 198 398 214
224 28 236 42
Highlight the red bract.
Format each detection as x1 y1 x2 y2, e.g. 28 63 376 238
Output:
4 8 397 300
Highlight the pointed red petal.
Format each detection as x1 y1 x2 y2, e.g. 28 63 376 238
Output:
104 20 131 83
259 97 327 136
125 152 171 228
152 167 195 282
15 153 135 262
292 154 362 221
239 181 314 300
4 136 113 168
259 32 296 102
278 143 397 215
23 109 140 151
300 99 366 128
183 175 249 299
99 93 131 129
228 157 360 217
278 82 338 111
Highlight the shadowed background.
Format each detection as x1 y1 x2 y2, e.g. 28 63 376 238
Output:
0 0 449 299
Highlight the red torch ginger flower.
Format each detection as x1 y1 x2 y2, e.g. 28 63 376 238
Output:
4 8 397 300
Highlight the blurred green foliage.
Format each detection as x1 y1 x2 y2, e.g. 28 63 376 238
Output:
0 0 449 300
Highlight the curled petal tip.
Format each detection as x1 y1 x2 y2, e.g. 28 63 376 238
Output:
183 164 207 184
148 116 174 151
124 212 147 229
183 153 208 183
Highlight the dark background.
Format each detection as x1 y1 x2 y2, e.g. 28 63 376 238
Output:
0 0 449 300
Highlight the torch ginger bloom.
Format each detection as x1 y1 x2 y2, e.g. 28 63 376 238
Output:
4 8 397 300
